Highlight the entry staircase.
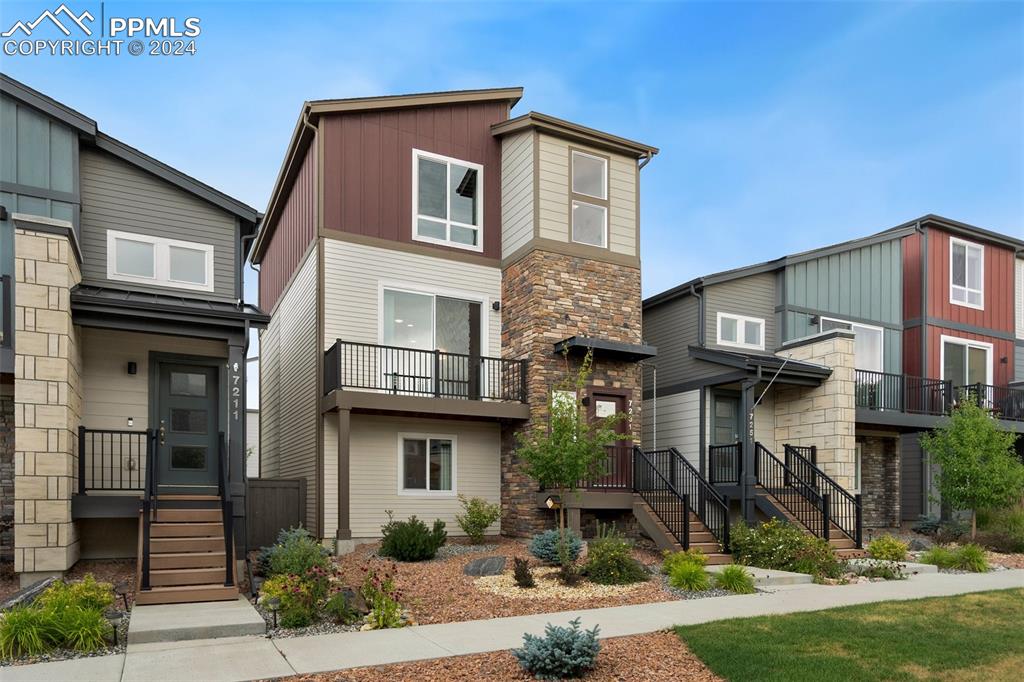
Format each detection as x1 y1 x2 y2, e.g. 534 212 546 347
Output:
134 433 240 605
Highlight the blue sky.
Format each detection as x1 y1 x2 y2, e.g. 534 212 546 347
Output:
3 0 1022 299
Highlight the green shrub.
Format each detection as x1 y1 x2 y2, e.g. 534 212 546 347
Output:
455 495 501 544
911 515 941 536
0 606 59 658
53 606 111 652
713 565 756 594
528 529 582 565
323 590 359 625
361 562 404 629
954 544 989 572
976 507 1024 553
264 527 331 578
512 617 601 680
261 574 317 628
513 557 536 588
668 561 711 591
583 524 648 585
730 519 843 579
867 535 908 562
935 519 970 545
661 548 707 575
919 545 958 569
37 575 114 613
379 512 447 562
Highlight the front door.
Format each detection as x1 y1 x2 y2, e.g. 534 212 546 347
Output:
156 363 220 490
712 394 740 445
590 392 630 487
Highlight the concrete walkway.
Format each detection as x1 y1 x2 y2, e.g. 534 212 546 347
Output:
4 569 1022 682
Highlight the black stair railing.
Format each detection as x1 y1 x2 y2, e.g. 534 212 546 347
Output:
217 432 234 587
633 446 690 549
139 429 157 592
783 444 863 547
708 442 742 485
754 442 828 539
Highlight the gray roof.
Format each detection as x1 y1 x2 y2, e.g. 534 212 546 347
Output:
71 284 269 324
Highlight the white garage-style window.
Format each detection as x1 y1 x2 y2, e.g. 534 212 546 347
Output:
107 230 214 293
570 149 608 248
412 149 483 252
716 312 765 350
398 433 456 496
949 237 984 309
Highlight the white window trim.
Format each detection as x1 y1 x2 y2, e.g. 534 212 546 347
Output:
106 229 214 293
819 316 885 372
377 281 490 353
571 150 607 200
397 432 458 497
939 334 994 386
411 148 484 253
571 200 608 248
949 236 984 310
716 312 765 351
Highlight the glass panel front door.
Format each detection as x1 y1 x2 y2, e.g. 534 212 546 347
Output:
158 363 219 489
712 395 740 445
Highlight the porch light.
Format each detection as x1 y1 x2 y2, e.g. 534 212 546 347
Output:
545 495 562 510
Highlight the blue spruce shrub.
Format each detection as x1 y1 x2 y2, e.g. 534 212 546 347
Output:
512 618 601 680
528 529 583 565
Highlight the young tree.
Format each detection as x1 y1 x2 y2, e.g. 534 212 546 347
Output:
920 399 1024 538
515 350 628 569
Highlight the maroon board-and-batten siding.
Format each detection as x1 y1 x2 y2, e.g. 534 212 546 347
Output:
260 143 317 313
320 101 508 261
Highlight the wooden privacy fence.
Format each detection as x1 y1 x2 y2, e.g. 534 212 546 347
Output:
246 478 306 549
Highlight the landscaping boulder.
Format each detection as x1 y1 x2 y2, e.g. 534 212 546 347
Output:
908 538 930 551
341 586 370 615
464 556 506 576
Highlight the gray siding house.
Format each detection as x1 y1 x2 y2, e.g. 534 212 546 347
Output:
0 74 268 604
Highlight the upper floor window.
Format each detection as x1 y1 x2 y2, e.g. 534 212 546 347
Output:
941 335 991 386
950 237 983 309
820 317 883 372
413 149 482 252
106 230 214 293
570 150 608 248
716 312 764 351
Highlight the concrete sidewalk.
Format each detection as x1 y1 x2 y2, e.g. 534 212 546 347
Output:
4 569 1022 682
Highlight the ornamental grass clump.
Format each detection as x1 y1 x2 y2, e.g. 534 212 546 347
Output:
379 511 447 562
713 564 756 594
529 528 582 565
867 535 909 562
668 561 711 592
0 606 60 659
662 548 707 575
920 543 989 572
512 618 601 680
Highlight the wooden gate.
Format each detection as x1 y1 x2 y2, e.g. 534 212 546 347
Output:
246 478 306 548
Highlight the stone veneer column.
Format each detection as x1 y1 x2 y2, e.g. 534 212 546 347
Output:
500 251 643 537
857 435 901 528
13 228 82 584
773 331 856 490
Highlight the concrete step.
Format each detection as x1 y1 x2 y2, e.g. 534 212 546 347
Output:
134 584 239 606
151 537 224 554
128 595 264 643
150 551 226 570
151 522 223 538
707 564 813 586
150 567 227 587
703 553 733 566
153 509 222 523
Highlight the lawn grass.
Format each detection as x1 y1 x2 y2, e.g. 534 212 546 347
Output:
675 589 1024 681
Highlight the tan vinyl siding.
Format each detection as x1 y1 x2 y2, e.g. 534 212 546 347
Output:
500 131 534 260
78 148 238 301
322 415 338 539
79 328 227 489
642 390 700 466
536 134 636 257
259 245 319 530
754 392 776 453
348 414 500 539
705 272 778 350
321 238 501 354
245 410 259 479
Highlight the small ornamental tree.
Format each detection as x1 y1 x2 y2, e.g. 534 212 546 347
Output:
920 399 1024 538
515 350 628 566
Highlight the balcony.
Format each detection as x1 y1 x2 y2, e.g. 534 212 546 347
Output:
855 369 1024 425
321 339 530 420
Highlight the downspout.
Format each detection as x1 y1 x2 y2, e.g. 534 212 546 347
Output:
690 281 706 474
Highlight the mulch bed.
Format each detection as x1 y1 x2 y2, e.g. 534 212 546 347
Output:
986 552 1024 569
68 559 137 608
0 561 18 602
332 538 677 625
282 630 721 681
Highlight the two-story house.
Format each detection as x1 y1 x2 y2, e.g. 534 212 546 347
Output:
0 75 268 603
252 88 660 553
643 215 1022 551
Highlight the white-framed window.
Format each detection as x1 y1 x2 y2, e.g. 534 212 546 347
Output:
412 149 482 252
854 442 862 492
940 335 993 386
949 237 984 309
820 317 884 372
716 312 765 350
106 230 214 293
398 433 456 496
570 150 608 248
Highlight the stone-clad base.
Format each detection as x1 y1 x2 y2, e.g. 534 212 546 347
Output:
858 435 901 528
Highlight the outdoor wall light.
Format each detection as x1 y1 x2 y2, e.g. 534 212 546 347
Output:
492 300 501 311
545 495 562 510
127 361 137 375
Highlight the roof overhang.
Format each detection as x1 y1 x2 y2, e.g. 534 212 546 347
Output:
554 336 657 363
491 111 659 159
688 345 832 385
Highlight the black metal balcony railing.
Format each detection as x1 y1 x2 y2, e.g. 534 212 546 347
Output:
960 383 1024 422
784 444 862 547
323 339 528 402
708 442 742 486
855 370 1024 422
577 443 634 490
77 427 155 493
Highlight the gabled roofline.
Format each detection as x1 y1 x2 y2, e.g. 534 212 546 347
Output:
252 87 525 264
917 214 1024 252
1 72 258 228
491 111 659 159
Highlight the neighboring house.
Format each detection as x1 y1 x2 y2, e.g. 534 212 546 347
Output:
643 215 1023 543
0 75 268 601
246 407 259 479
253 88 658 552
